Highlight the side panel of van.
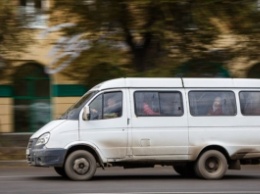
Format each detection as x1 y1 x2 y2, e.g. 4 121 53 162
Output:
79 89 129 160
129 89 189 160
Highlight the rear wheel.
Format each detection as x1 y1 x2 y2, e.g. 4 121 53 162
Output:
65 150 97 181
195 150 227 180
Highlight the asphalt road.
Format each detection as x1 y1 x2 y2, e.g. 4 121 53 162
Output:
1 165 260 194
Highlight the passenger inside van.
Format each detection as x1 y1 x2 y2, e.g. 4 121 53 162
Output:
143 102 160 115
89 92 122 120
104 97 122 118
208 96 223 115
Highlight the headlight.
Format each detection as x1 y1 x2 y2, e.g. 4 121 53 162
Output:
35 132 50 146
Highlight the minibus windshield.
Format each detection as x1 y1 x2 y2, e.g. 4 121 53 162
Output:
59 91 98 120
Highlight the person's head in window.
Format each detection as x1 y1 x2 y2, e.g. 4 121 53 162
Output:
106 98 116 109
208 96 223 115
104 93 122 118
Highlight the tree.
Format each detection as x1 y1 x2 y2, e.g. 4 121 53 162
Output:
0 1 32 55
0 0 33 76
52 0 260 80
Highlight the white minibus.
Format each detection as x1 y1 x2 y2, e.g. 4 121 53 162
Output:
26 77 260 180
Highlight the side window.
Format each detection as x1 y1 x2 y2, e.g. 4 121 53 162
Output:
189 91 236 116
89 91 122 120
240 91 260 115
19 0 49 29
159 93 183 116
134 91 183 116
135 92 160 116
89 94 102 120
103 92 122 119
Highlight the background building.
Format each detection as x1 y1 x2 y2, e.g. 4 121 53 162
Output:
0 0 259 133
0 0 87 133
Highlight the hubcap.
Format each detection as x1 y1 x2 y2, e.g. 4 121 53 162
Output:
73 158 90 175
206 157 219 172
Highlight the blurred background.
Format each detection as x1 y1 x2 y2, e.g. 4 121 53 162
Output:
0 0 260 161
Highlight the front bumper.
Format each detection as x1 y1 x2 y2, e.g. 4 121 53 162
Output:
26 139 66 167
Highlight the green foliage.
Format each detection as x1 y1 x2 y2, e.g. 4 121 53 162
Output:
61 43 131 83
0 1 33 55
248 63 260 78
0 0 34 78
86 62 125 88
53 0 260 83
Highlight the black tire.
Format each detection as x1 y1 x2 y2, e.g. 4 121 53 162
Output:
195 150 227 180
54 167 67 178
173 163 196 177
65 150 97 181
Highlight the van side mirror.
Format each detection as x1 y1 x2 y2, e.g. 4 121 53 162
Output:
82 106 90 121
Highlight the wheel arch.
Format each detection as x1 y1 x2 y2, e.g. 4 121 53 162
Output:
65 144 105 169
196 145 231 163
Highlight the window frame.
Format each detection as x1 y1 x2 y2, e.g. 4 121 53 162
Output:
134 90 184 117
88 91 123 120
239 90 260 116
188 90 237 117
19 0 49 29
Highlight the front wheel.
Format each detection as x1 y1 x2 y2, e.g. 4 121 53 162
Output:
195 150 227 180
65 150 97 181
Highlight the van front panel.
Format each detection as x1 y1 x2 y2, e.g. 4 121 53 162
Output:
79 90 129 160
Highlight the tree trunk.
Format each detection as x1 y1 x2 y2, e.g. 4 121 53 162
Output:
132 47 148 72
130 32 162 72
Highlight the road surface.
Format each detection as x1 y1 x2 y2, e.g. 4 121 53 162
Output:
1 165 260 194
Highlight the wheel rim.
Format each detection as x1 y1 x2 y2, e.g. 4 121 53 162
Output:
73 158 90 175
205 157 219 173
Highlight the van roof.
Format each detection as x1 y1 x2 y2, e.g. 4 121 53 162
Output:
91 77 260 90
